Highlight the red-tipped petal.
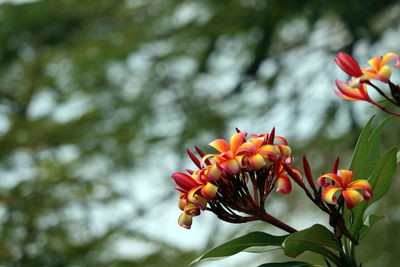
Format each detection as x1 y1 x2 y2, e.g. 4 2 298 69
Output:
276 144 291 157
337 170 353 187
276 175 292 194
236 141 257 154
274 136 288 145
317 173 343 187
172 172 199 191
377 65 392 82
290 167 303 180
188 186 207 210
178 193 190 210
342 189 364 209
347 180 372 200
335 79 369 101
230 132 247 155
322 185 342 205
184 203 201 216
258 145 281 161
368 56 382 71
220 159 240 175
382 52 400 67
201 182 218 200
195 146 211 165
248 154 266 171
206 164 222 181
209 139 230 153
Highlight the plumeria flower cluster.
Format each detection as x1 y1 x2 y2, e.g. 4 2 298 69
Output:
171 127 374 236
334 52 400 116
171 128 301 231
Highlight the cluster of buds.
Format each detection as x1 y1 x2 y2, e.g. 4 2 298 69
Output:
171 128 301 232
334 52 400 116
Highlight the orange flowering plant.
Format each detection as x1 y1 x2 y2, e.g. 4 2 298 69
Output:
334 52 400 116
170 53 399 267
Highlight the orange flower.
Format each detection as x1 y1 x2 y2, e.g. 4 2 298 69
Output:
334 79 372 102
317 170 372 209
362 52 400 83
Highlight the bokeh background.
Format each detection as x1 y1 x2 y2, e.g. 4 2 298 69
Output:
0 0 399 266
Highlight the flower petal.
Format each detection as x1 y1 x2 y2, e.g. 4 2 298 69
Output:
230 132 247 155
201 182 218 200
335 80 370 101
184 203 201 216
342 189 364 209
188 186 207 210
322 185 342 205
337 170 353 187
206 164 222 181
258 144 281 161
317 173 343 187
276 175 292 194
377 65 392 82
220 159 240 175
381 52 400 67
236 141 257 154
171 172 199 191
248 154 266 170
335 52 364 77
368 56 382 71
178 212 192 229
209 139 230 153
347 180 372 200
178 193 190 210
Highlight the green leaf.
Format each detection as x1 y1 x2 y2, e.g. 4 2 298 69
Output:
348 116 375 177
345 116 391 229
358 215 384 241
282 224 341 258
349 116 391 179
190 231 288 265
348 147 398 237
258 261 321 267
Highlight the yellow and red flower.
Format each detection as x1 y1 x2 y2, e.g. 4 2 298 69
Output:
335 52 400 86
317 170 372 209
273 161 303 194
334 79 372 102
362 52 400 83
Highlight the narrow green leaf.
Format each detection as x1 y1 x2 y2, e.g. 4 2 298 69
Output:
361 116 391 178
190 231 288 265
358 215 384 241
258 261 321 267
282 224 341 258
348 116 374 175
348 147 398 237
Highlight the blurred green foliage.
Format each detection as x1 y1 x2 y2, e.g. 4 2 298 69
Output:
0 0 399 266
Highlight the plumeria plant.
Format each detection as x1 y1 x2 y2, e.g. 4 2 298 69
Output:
171 52 400 267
